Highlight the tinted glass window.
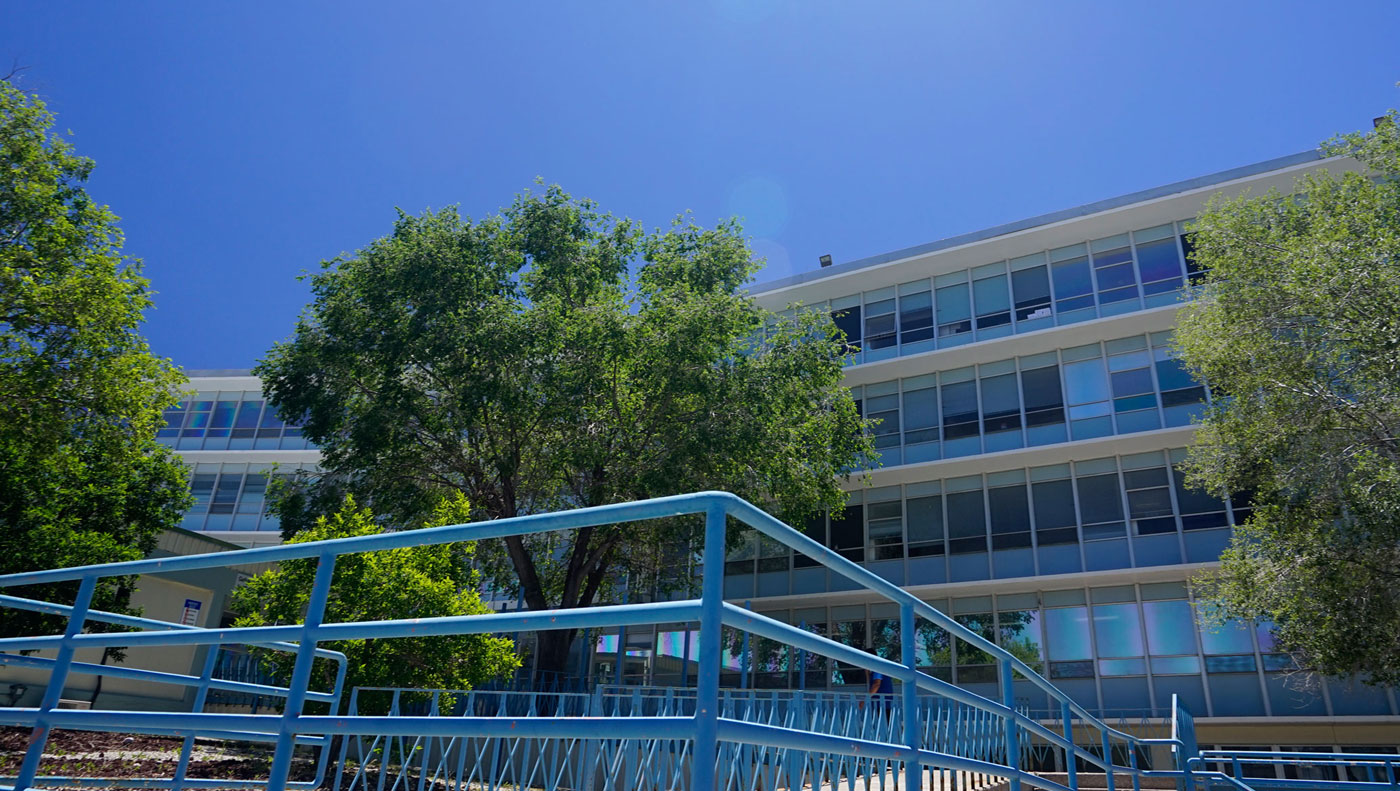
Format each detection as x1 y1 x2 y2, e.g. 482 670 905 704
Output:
1143 600 1197 656
864 298 897 349
935 283 972 337
1093 602 1145 658
980 373 1022 434
1063 359 1109 404
1076 473 1124 524
899 291 934 343
1044 606 1092 661
1021 365 1065 426
973 274 1012 329
941 381 979 440
902 386 939 444
1011 266 1052 321
832 307 862 349
829 505 864 562
906 494 944 556
946 490 986 553
1136 237 1184 287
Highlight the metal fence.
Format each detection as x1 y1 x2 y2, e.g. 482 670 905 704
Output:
0 490 1396 791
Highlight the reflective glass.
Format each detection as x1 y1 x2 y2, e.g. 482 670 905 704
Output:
866 393 900 449
1011 266 1053 321
980 373 1021 433
1064 359 1110 405
1173 466 1227 515
867 500 904 560
941 381 979 440
210 474 242 514
1052 257 1094 303
1200 620 1254 655
989 485 1030 534
1098 658 1146 676
865 298 897 350
1136 238 1184 284
1151 656 1202 674
832 306 862 348
955 613 995 667
998 609 1043 668
233 401 263 430
1142 600 1197 655
973 275 1012 328
1110 368 1154 398
1021 366 1065 426
935 283 972 337
829 505 864 562
237 472 268 514
946 490 986 554
1032 479 1077 529
899 291 934 343
903 387 939 444
1076 474 1124 524
916 621 953 670
189 473 216 514
1093 602 1145 658
1044 606 1092 661
906 495 945 556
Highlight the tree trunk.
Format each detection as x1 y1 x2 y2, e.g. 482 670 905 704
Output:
533 628 578 686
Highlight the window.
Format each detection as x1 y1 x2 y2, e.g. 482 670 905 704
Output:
725 530 757 575
1172 465 1228 530
955 613 997 683
1109 346 1160 432
997 609 1043 671
867 499 904 560
980 373 1022 437
864 298 897 350
1155 347 1207 415
1011 265 1053 322
989 484 1032 549
1052 255 1094 313
973 273 1011 329
1032 479 1078 546
935 283 972 338
866 393 901 450
1020 365 1065 429
1076 473 1125 539
1093 602 1145 658
941 380 980 441
1136 237 1185 294
795 514 825 568
1123 467 1176 534
898 290 934 343
829 505 864 562
757 533 789 572
1180 232 1205 285
1045 606 1093 677
831 306 862 351
1142 600 1198 656
1064 358 1110 412
902 386 939 446
1093 246 1139 304
946 490 987 554
906 495 945 557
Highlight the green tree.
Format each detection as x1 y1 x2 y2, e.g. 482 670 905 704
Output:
255 185 871 676
229 495 519 712
1174 110 1400 685
0 79 190 639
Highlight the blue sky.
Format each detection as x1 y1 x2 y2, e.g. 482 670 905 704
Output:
4 2 1398 369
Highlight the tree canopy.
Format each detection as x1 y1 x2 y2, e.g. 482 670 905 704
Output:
1175 111 1400 685
255 185 871 674
0 79 190 637
230 495 518 712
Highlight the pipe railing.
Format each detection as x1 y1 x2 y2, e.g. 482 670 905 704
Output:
0 490 1380 791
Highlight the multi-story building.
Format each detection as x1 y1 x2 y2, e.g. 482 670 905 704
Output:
160 150 1398 755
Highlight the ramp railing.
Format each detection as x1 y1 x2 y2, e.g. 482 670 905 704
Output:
0 490 1390 791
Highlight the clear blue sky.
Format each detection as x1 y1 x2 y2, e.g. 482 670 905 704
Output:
5 3 1398 369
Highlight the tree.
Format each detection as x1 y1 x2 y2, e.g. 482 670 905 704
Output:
255 185 871 677
229 495 519 713
1174 110 1400 685
0 79 190 640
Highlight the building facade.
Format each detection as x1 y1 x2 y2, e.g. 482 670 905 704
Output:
162 150 1398 752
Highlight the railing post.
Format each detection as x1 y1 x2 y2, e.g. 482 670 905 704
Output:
1129 739 1141 791
690 500 727 791
1062 700 1078 791
1104 731 1116 791
266 551 337 791
171 643 222 791
900 601 921 791
15 575 96 791
1000 657 1021 791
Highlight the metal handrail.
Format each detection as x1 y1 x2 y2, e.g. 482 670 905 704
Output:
0 490 1374 791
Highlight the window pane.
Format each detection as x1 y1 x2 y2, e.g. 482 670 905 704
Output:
1052 257 1094 311
1110 368 1154 398
906 495 944 545
1044 606 1092 661
1127 488 1173 519
955 613 995 667
989 485 1030 534
1093 602 1144 658
1021 365 1065 425
935 283 972 336
867 393 900 449
868 500 904 560
1012 266 1052 321
832 306 862 348
941 380 979 439
981 373 1022 433
998 609 1043 667
946 490 986 543
865 298 897 349
973 274 1011 328
1200 620 1254 655
1063 359 1109 405
1142 600 1197 656
899 291 934 342
1076 474 1124 524
1136 238 1184 284
1173 466 1226 515
1032 479 1076 530
903 387 939 444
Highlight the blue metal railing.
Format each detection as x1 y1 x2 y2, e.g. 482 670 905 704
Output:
0 490 1394 791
